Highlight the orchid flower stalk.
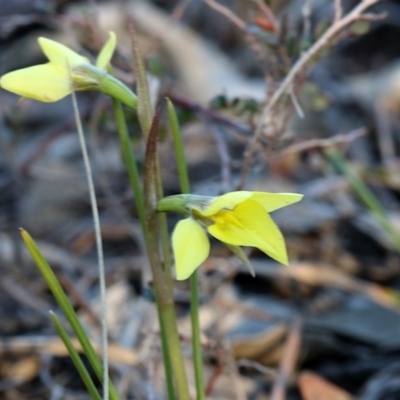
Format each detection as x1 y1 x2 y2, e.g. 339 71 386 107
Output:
0 32 137 109
158 191 303 280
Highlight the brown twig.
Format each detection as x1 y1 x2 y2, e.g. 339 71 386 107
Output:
238 0 383 189
270 316 303 400
170 0 192 22
168 92 252 135
203 0 246 30
254 0 278 32
275 127 366 157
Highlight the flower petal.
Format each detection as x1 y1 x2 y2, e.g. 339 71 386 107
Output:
96 32 116 70
0 64 71 102
38 37 88 69
250 192 303 212
172 218 210 280
199 191 252 216
208 199 289 265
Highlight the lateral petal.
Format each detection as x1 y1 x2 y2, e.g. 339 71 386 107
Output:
0 64 71 102
96 31 116 70
38 37 88 69
251 192 303 212
208 199 289 265
172 218 210 280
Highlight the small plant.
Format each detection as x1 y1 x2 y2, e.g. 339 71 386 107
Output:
1 27 301 400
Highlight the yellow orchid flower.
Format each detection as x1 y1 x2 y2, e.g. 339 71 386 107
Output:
0 32 137 108
158 191 303 280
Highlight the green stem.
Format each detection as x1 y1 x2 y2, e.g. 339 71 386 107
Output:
154 159 177 399
21 229 121 400
112 99 146 232
155 156 174 292
157 307 177 400
144 114 190 400
50 312 102 400
190 272 205 400
112 99 176 399
145 211 190 400
326 149 400 252
167 99 190 191
155 161 176 399
167 99 205 400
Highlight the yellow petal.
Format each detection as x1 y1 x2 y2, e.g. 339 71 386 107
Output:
208 199 289 265
38 37 88 69
199 191 252 217
172 218 210 280
96 31 116 70
0 64 71 102
250 192 303 212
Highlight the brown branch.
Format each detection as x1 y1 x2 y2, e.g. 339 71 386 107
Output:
254 0 278 32
275 127 366 157
238 0 383 189
203 0 246 30
270 316 303 400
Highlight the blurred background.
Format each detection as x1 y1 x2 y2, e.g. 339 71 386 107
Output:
2 0 400 399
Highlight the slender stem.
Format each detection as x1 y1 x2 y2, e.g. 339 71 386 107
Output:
157 308 177 400
155 153 174 291
167 99 205 400
167 100 191 191
112 99 176 399
50 312 102 400
112 99 146 232
190 272 205 400
156 159 176 399
146 227 191 400
71 92 109 400
326 149 400 252
144 114 190 400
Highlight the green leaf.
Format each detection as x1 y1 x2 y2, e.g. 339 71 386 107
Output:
20 229 121 400
50 312 102 400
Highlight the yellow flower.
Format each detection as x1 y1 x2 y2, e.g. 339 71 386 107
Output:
158 191 303 280
0 32 137 108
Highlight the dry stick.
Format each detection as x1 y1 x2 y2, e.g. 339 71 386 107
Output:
170 0 192 22
169 92 252 135
238 0 383 189
254 0 278 32
275 127 366 157
203 0 246 30
270 317 303 400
